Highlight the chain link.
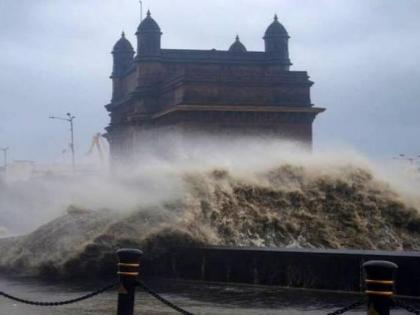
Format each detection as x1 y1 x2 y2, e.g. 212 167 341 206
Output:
136 280 194 315
0 281 117 306
326 300 365 315
394 299 420 314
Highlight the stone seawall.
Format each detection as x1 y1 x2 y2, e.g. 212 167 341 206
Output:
143 247 420 296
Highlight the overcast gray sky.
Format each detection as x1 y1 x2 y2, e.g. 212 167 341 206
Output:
0 0 419 163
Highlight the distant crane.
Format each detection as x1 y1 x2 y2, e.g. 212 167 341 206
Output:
86 133 105 164
0 147 9 171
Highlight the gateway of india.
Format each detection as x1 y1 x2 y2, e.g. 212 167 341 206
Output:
105 11 325 163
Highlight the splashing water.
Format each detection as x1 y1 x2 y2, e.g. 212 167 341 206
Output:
0 134 419 277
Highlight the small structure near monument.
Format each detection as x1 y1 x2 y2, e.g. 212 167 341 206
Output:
105 12 325 164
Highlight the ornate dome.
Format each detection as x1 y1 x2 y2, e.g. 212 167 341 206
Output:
137 10 161 33
264 14 288 38
112 32 134 53
229 35 247 53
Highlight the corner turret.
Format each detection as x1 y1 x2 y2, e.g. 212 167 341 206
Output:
112 32 134 77
263 15 290 63
135 10 162 57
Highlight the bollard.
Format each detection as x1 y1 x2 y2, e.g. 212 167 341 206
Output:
363 260 398 315
116 248 143 315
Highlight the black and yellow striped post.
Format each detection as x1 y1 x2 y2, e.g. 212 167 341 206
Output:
116 248 143 315
363 260 398 315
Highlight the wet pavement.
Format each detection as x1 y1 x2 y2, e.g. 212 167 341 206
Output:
0 276 415 314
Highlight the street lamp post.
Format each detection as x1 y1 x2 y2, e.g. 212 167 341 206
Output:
49 113 76 172
0 147 8 172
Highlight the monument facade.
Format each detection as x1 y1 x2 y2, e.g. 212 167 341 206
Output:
105 12 325 163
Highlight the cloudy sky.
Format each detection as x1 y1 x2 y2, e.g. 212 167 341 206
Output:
0 0 419 163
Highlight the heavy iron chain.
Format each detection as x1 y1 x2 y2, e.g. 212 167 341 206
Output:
0 281 117 306
326 300 365 315
136 280 194 315
4 279 419 315
394 299 420 314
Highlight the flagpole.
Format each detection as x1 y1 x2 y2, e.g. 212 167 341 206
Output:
139 1 143 21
